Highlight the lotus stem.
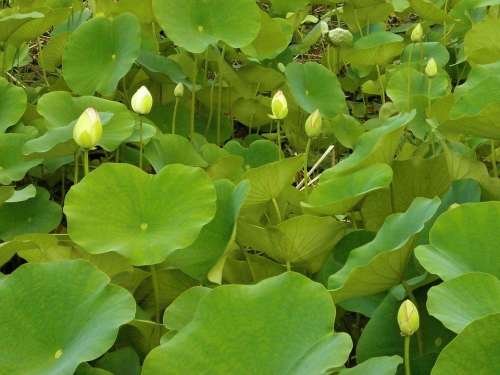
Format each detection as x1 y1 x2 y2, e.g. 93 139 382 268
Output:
205 79 216 137
303 138 311 197
276 120 282 160
272 197 282 223
407 46 414 111
492 140 498 178
83 150 89 176
150 265 161 323
404 335 411 375
217 47 226 145
190 54 198 139
74 149 80 183
172 97 179 135
139 117 144 169
376 64 385 104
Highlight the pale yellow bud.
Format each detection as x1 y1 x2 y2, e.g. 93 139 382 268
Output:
411 23 424 42
174 82 184 97
425 58 438 78
305 109 322 138
73 108 103 149
270 90 288 120
398 300 420 336
131 86 153 114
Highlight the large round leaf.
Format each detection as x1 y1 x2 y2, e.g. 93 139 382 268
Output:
64 163 217 266
464 17 500 65
62 13 141 96
152 0 261 53
0 76 27 133
286 62 347 118
415 202 500 280
345 32 404 67
431 313 500 375
427 272 500 334
339 356 402 375
0 133 42 185
0 187 61 241
142 272 352 374
0 260 136 375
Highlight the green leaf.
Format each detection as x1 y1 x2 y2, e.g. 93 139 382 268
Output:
62 13 141 96
0 260 136 375
0 187 61 241
286 61 347 118
464 17 500 65
144 134 208 173
142 272 352 374
431 313 500 375
95 347 141 375
64 163 216 266
167 180 249 280
224 139 280 168
0 133 42 185
415 202 500 280
0 76 26 133
242 154 304 206
163 286 211 333
345 32 404 67
329 197 441 302
4 183 36 203
427 272 500 334
241 11 293 61
269 0 310 16
302 163 393 216
338 355 402 375
400 42 450 68
152 0 261 54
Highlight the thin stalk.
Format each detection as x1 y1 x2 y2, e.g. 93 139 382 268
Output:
83 149 89 176
272 197 282 223
276 120 282 160
190 54 198 139
139 117 144 169
491 141 498 178
172 97 180 134
404 336 411 375
60 166 66 205
407 45 414 111
150 265 161 323
286 261 291 272
205 79 216 136
427 78 432 115
376 64 385 104
37 37 50 87
326 43 332 71
115 147 120 163
303 138 311 197
216 47 226 145
74 149 80 183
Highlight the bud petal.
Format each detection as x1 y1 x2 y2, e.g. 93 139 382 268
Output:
131 86 153 114
305 109 322 138
328 27 353 47
411 23 424 42
73 108 103 149
271 90 288 120
425 58 438 78
398 300 420 336
174 82 184 97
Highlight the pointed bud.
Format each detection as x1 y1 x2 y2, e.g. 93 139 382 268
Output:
319 21 329 36
305 110 322 138
277 62 286 73
73 108 103 149
411 23 424 42
174 82 184 97
131 86 153 114
270 90 288 120
398 300 420 336
328 27 353 47
425 58 438 78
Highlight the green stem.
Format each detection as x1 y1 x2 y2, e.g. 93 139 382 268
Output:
172 97 179 135
286 261 291 272
326 44 332 71
427 78 432 116
272 197 282 223
205 79 216 137
74 149 80 184
139 117 144 169
150 265 161 323
491 140 498 178
404 336 412 375
217 47 225 145
303 138 311 197
407 45 414 111
83 149 89 176
276 120 282 160
376 64 385 104
190 54 198 139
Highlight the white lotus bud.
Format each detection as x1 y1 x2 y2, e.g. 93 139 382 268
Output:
425 58 438 78
411 23 424 42
131 86 153 114
305 110 322 138
398 300 420 336
270 90 288 120
73 108 103 149
174 82 184 97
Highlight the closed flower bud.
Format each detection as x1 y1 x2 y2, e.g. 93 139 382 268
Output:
131 86 153 114
270 90 288 120
277 62 286 73
398 300 420 336
305 109 322 138
319 21 329 36
328 27 353 47
425 58 438 78
411 23 424 42
174 82 184 97
73 108 103 149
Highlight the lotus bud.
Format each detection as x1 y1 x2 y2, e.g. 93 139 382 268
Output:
73 108 103 149
397 300 420 336
277 62 286 73
305 110 322 138
319 21 329 36
174 82 184 97
131 85 153 114
328 27 353 47
411 23 424 42
270 90 288 120
425 58 438 78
